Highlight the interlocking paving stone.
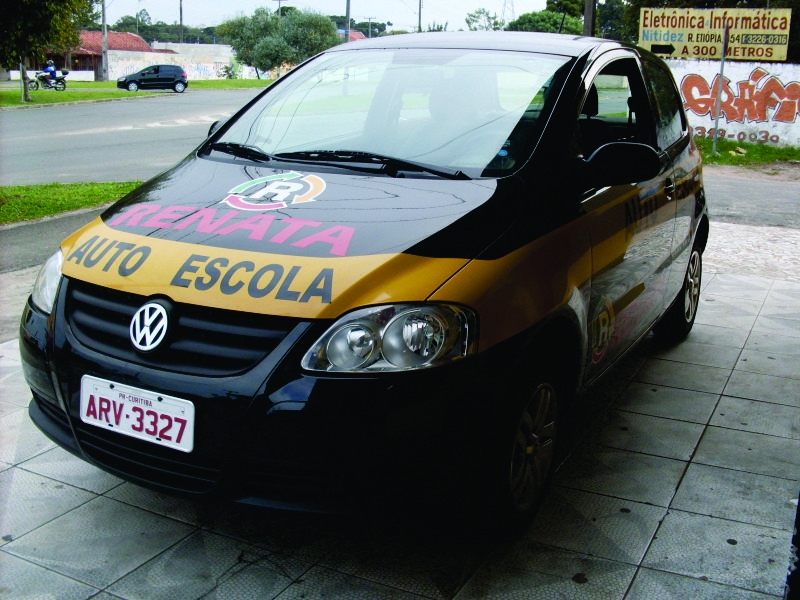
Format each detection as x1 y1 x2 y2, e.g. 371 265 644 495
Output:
633 358 731 395
592 410 705 461
21 445 124 494
614 382 720 423
0 467 94 546
108 529 312 600
454 541 636 600
711 397 800 440
693 426 800 480
627 567 783 600
554 445 686 507
724 370 800 407
0 551 99 599
671 463 799 531
642 510 791 596
523 487 667 564
4 496 193 588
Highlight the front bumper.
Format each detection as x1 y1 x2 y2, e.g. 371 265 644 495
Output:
20 280 512 512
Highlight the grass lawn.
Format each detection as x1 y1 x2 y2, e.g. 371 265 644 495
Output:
0 78 272 108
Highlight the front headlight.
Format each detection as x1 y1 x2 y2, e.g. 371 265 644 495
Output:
301 304 477 372
31 251 63 314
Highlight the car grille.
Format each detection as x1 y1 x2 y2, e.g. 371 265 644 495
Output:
65 278 297 376
74 421 221 494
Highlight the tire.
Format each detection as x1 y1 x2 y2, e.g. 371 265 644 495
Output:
54 80 66 91
28 80 39 91
488 376 559 525
127 81 139 92
654 246 702 343
173 82 186 93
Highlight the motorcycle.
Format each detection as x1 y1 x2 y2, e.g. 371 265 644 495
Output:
28 69 69 91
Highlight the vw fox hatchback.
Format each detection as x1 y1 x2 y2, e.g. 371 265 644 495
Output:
22 32 707 519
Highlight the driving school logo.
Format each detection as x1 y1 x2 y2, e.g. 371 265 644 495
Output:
223 172 326 211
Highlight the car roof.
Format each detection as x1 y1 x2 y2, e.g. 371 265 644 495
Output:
325 31 628 58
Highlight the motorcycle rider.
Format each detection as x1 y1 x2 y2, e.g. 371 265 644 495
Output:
41 60 57 86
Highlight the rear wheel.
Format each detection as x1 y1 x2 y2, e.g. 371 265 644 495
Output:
654 246 702 342
173 82 186 93
54 80 66 91
127 81 139 92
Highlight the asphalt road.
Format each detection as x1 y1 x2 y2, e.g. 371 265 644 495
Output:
0 89 263 186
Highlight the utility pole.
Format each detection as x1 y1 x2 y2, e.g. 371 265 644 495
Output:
346 0 351 42
364 16 376 37
274 0 283 17
179 0 184 44
101 0 108 81
583 0 596 36
418 0 422 32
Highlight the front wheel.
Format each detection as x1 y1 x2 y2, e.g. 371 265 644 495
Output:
487 377 558 525
54 80 66 91
28 80 39 91
127 81 139 92
654 246 702 343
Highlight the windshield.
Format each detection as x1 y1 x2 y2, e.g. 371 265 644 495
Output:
214 48 571 177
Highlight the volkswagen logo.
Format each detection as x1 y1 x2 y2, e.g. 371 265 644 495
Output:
130 302 169 352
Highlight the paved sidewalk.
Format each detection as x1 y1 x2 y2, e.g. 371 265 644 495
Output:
1 222 799 599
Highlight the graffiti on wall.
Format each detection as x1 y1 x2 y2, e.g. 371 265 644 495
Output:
666 59 800 147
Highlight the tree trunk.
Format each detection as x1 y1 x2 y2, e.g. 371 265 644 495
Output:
20 59 32 103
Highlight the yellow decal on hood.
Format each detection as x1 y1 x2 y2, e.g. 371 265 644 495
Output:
60 221 467 319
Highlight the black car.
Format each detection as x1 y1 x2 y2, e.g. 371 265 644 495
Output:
117 64 188 93
22 32 707 521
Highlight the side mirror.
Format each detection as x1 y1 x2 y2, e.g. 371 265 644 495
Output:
207 120 223 138
583 142 661 187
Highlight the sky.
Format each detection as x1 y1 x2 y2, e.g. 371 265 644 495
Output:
102 0 548 33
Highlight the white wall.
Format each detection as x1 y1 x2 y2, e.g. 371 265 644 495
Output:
667 59 800 148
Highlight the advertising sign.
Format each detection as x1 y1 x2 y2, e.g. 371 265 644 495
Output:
639 8 792 61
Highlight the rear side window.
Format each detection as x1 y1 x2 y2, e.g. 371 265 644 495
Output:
642 59 685 150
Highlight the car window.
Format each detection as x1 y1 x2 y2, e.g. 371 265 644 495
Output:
641 59 686 150
576 58 655 156
215 48 572 177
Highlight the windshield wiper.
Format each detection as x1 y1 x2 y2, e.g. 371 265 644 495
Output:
274 150 471 180
206 142 274 163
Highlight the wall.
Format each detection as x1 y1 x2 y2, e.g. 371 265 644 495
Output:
150 43 260 79
667 59 800 148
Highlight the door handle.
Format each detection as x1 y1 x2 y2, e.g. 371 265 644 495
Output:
665 178 675 198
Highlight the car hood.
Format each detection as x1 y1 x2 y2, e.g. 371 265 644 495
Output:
59 156 507 319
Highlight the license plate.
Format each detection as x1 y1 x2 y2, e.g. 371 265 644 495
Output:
80 375 195 453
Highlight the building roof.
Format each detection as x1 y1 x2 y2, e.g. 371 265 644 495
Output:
337 29 369 42
74 30 173 55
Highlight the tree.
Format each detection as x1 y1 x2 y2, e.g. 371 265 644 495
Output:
217 8 280 73
219 8 340 77
280 11 341 63
506 11 583 34
465 8 505 31
598 0 627 41
1 0 96 102
546 0 584 19
354 20 389 37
